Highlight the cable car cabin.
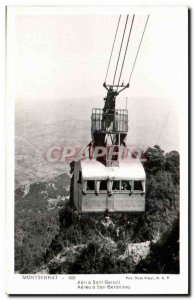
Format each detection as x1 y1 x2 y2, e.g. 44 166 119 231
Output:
72 14 149 213
73 158 146 213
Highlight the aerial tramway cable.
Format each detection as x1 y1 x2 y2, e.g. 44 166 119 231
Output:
112 15 129 85
128 15 149 84
105 15 121 83
104 14 149 90
156 105 172 145
117 15 135 90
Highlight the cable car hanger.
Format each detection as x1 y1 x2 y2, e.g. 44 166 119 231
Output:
104 14 149 95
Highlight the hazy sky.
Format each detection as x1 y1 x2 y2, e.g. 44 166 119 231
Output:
15 10 187 102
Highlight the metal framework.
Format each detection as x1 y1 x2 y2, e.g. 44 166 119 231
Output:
91 108 128 133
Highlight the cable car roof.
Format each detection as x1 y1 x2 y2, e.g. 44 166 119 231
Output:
81 158 146 181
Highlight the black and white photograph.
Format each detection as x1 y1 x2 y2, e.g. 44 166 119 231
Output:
5 5 189 295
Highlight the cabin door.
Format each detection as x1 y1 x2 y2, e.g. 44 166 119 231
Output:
107 194 114 211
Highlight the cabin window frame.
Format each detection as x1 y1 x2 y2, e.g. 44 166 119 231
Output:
82 180 108 194
83 180 95 193
133 180 145 193
120 180 132 193
99 180 108 193
119 180 145 194
112 180 121 193
82 179 145 195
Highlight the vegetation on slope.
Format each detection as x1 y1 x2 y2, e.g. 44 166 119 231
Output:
14 173 70 273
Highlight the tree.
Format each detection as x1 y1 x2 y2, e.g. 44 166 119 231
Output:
144 145 166 174
165 151 180 184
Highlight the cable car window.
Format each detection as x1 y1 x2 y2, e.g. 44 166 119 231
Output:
112 181 120 191
134 181 143 191
100 180 107 191
87 180 95 191
121 181 131 191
